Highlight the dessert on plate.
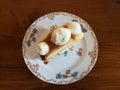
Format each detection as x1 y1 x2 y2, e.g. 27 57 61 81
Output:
36 22 84 63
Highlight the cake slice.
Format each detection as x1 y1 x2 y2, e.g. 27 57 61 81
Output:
36 22 84 62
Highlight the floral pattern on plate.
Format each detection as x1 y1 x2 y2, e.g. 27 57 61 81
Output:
56 69 78 79
76 48 83 56
63 51 68 57
22 12 98 84
26 28 38 47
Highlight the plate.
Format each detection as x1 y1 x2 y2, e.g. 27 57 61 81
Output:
22 12 98 84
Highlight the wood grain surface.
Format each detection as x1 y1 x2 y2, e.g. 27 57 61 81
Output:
0 0 120 90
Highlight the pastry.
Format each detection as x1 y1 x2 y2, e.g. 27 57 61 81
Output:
36 22 84 63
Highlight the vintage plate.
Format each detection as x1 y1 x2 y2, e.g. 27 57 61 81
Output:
22 12 98 84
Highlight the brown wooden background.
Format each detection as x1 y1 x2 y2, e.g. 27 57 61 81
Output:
0 0 120 90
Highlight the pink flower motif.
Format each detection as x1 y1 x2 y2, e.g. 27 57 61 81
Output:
32 37 36 42
32 28 38 33
77 48 82 56
66 69 71 74
56 69 78 79
27 29 37 47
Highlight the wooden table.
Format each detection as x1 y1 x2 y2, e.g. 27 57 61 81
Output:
0 0 120 90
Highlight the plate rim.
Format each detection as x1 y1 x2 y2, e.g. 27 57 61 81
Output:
22 11 99 84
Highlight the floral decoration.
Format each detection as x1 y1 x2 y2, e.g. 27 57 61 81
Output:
26 61 39 73
81 25 87 33
27 28 38 47
72 19 79 22
76 48 82 56
56 69 78 79
63 51 68 57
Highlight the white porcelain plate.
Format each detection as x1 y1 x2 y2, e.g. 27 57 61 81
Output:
22 12 98 84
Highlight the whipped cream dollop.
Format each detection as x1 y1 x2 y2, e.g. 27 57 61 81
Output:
37 42 49 55
67 22 82 35
51 28 71 46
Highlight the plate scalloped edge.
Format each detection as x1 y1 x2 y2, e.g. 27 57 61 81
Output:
22 12 98 84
